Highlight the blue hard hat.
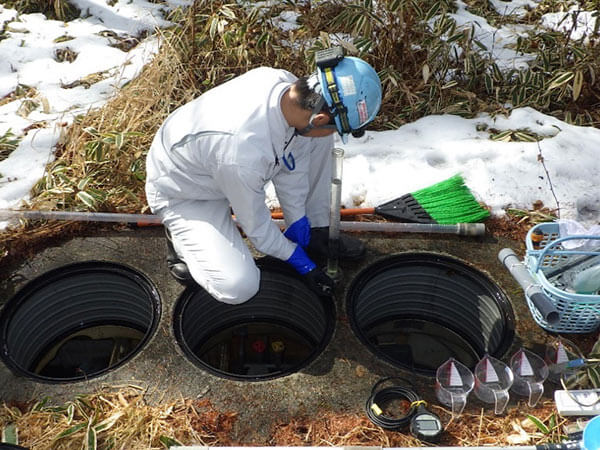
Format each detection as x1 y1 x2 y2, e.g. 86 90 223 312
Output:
316 56 382 143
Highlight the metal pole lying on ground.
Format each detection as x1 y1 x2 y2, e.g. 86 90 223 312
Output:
0 209 486 236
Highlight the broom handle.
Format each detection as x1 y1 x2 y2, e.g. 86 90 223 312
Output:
271 208 375 220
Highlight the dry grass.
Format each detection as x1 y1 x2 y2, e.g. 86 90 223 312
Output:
0 385 237 449
0 8 201 261
271 401 566 447
29 19 200 214
1 388 573 449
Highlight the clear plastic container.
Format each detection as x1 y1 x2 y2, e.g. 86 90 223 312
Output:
435 357 474 416
473 354 514 415
510 348 548 407
573 265 600 295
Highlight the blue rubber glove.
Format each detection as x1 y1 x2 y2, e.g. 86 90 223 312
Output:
286 245 316 275
284 215 311 248
286 246 335 297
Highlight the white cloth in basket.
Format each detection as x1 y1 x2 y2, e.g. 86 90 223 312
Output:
557 219 600 250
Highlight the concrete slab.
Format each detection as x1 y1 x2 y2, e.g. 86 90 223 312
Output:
0 226 552 443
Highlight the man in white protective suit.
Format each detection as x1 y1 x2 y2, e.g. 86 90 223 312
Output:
145 48 382 304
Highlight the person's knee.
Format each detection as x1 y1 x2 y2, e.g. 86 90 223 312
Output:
206 266 260 305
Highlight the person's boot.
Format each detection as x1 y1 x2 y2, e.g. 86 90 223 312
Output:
306 227 366 261
164 228 194 285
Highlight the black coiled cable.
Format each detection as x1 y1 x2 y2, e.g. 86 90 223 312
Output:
365 377 424 431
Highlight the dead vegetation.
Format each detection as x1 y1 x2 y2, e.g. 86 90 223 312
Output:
0 387 573 450
1 385 238 449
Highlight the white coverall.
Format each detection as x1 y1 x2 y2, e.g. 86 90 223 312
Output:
145 67 333 304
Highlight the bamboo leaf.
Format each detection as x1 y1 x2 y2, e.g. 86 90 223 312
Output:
527 414 550 434
571 45 586 60
425 1 440 21
2 423 18 444
160 435 183 448
76 191 97 208
548 72 574 90
588 367 600 388
77 177 91 190
446 31 464 43
220 5 236 20
473 39 487 51
513 131 538 142
55 423 86 440
491 63 503 82
32 396 50 411
422 64 430 84
491 130 513 142
389 0 402 12
412 0 423 18
94 411 124 433
67 403 75 424
209 16 218 40
339 40 359 54
573 70 583 101
441 80 457 89
114 132 124 149
484 73 493 93
85 425 97 450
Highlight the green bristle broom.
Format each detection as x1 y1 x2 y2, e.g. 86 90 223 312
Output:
339 174 490 224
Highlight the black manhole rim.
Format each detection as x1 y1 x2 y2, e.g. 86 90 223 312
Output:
0 261 161 383
346 252 515 376
173 257 336 382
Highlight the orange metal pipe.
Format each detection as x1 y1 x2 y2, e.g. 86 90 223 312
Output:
270 208 376 220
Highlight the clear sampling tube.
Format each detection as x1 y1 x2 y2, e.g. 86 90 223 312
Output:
327 148 344 280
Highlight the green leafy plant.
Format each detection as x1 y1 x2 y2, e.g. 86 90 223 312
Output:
527 412 566 443
31 127 145 211
564 337 600 390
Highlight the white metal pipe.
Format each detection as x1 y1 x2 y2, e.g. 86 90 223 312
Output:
0 209 485 236
498 248 559 324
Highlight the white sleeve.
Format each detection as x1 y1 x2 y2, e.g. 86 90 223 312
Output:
213 163 296 261
271 138 311 226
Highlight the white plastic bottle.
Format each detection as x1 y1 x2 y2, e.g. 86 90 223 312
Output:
573 265 600 295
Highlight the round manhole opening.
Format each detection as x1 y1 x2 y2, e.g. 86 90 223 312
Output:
346 252 515 376
173 259 335 381
0 261 161 383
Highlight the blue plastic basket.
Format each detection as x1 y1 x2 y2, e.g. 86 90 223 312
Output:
524 222 600 333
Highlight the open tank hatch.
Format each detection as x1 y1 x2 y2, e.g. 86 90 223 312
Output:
346 252 515 376
173 259 335 381
0 261 161 383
